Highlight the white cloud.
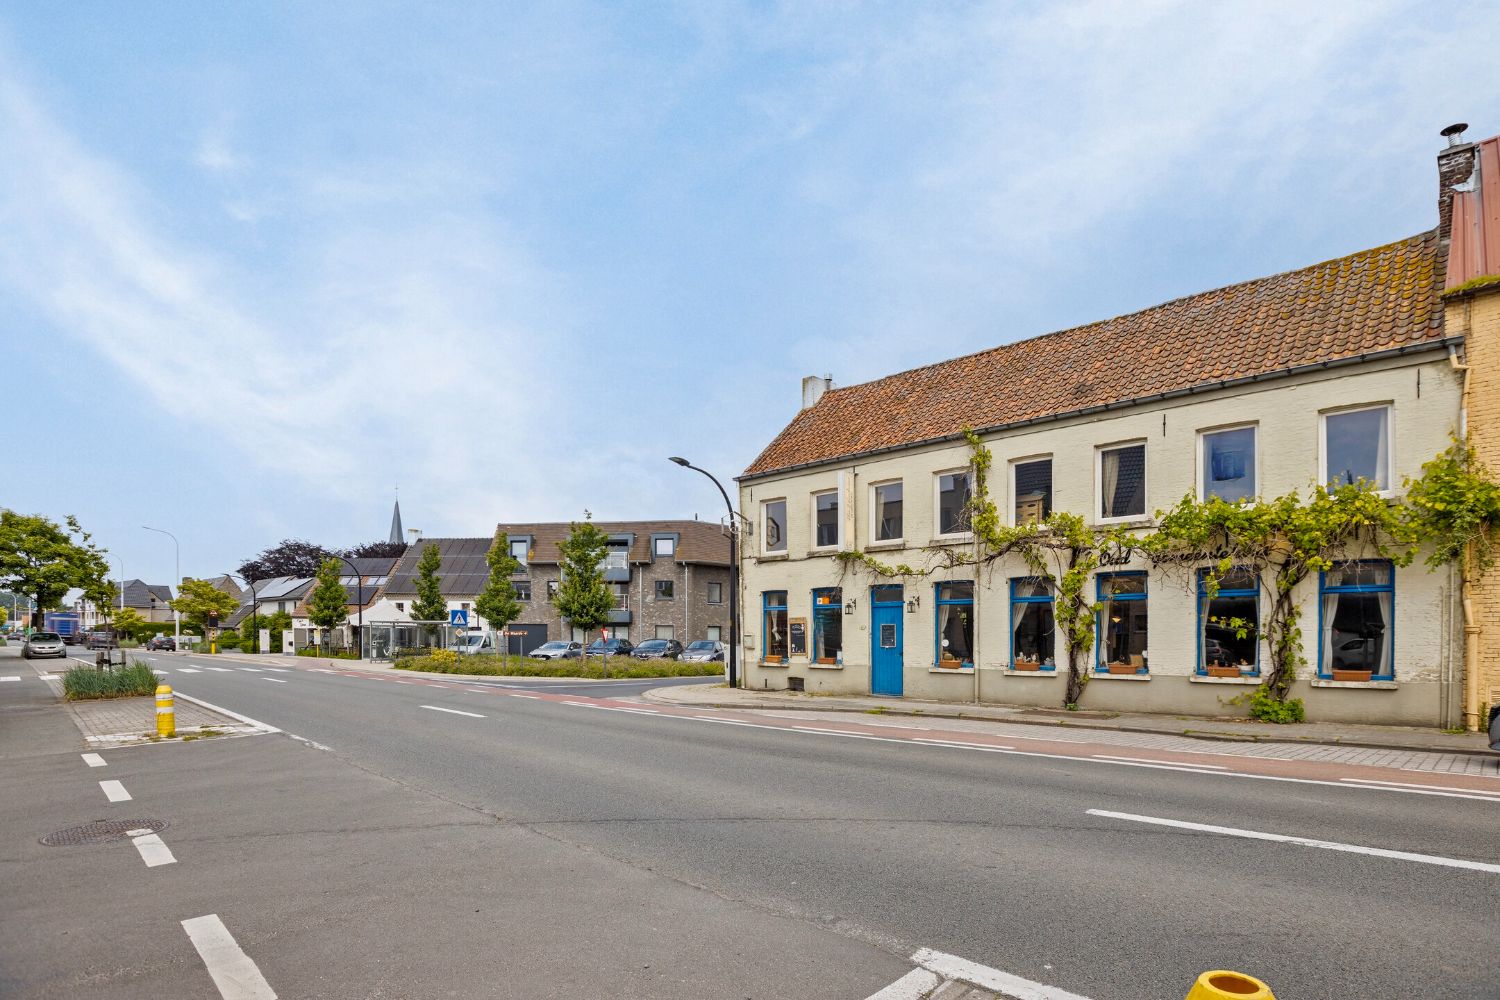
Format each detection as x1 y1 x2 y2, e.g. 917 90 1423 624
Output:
194 125 239 173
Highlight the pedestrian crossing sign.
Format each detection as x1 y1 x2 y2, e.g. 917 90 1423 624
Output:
449 609 468 627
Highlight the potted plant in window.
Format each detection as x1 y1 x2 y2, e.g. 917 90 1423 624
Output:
763 654 784 665
1206 664 1241 678
1331 668 1373 682
1013 658 1041 672
1105 660 1138 675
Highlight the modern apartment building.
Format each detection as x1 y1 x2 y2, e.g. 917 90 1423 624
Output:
738 125 1500 729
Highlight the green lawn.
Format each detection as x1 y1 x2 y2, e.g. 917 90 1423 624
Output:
392 653 723 679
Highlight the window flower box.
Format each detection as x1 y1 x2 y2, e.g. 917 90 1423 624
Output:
762 655 784 665
1331 668 1373 682
1105 661 1140 675
1206 665 1242 678
1013 659 1042 672
816 657 837 665
937 657 965 669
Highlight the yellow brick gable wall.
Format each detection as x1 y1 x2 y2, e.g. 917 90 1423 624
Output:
1451 289 1500 725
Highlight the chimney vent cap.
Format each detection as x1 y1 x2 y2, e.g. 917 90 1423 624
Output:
1441 122 1469 147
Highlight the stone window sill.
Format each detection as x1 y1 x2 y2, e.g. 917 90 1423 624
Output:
1090 672 1151 681
1189 674 1262 686
808 663 844 670
929 534 975 546
1002 669 1058 678
757 552 789 562
1311 678 1398 690
929 665 974 675
759 660 789 668
864 540 906 551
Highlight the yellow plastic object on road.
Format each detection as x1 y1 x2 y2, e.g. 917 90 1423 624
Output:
155 683 175 739
1187 970 1274 999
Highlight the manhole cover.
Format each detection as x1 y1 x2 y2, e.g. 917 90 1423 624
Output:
40 819 168 847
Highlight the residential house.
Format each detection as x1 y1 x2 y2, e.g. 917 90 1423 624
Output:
119 580 177 624
738 125 1500 729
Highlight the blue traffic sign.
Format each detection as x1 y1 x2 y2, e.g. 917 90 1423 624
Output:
449 609 469 627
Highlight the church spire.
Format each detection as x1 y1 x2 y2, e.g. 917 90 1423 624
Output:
389 495 404 545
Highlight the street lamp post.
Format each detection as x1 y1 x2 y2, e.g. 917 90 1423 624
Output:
142 526 180 653
669 457 739 688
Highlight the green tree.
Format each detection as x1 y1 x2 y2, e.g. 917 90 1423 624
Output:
0 511 111 627
111 606 147 642
551 517 615 643
170 578 240 632
475 533 523 664
306 558 350 651
409 544 447 634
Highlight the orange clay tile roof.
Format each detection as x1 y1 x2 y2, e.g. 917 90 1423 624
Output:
744 231 1446 479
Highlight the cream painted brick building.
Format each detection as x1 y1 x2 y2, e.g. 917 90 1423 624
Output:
736 127 1500 729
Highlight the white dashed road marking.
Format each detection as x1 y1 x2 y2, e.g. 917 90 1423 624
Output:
181 913 278 999
206 666 233 672
1088 809 1500 874
129 830 176 867
0 675 19 682
99 780 131 802
420 705 485 718
865 968 941 999
82 753 106 767
262 678 288 683
176 667 202 673
910 947 1093 1000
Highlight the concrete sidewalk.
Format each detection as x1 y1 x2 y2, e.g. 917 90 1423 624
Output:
642 683 1494 757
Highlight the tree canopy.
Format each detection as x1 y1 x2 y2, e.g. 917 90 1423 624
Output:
0 511 111 620
551 518 615 639
238 539 334 582
475 533 523 652
306 558 351 632
169 578 240 630
410 544 447 624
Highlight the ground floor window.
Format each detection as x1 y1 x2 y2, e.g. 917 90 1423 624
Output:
1097 573 1148 674
813 587 842 663
1010 577 1054 670
935 581 974 667
1320 562 1393 679
1198 568 1259 675
705 625 721 641
654 625 674 640
763 591 788 661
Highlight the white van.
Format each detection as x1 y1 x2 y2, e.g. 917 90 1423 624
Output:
457 632 494 655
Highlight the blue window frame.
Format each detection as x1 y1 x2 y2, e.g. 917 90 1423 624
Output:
1196 568 1259 675
812 587 843 663
934 581 974 667
1095 572 1148 674
763 590 788 661
1009 577 1055 670
1318 562 1394 680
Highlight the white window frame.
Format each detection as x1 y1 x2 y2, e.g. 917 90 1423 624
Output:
1095 439 1149 524
1008 454 1052 527
653 536 675 557
869 478 904 545
932 468 975 540
1319 403 1394 497
810 489 841 550
1196 423 1259 503
761 498 788 556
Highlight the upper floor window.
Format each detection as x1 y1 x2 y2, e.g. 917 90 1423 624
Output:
1013 458 1052 525
603 545 629 571
706 581 723 605
1098 442 1146 521
612 582 629 609
814 491 840 548
509 539 529 566
936 471 972 536
653 536 675 557
514 580 532 602
1201 426 1256 502
763 500 787 553
655 580 675 601
872 481 903 542
1323 405 1391 492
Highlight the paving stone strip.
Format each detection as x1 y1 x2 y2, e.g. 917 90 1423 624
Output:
65 695 263 748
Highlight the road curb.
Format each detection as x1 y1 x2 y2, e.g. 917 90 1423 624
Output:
638 690 1494 759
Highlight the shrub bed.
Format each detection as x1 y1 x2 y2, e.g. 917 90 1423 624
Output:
296 648 360 659
393 654 723 678
62 663 161 701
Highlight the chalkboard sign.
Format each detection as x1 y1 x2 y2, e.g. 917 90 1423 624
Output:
788 617 808 656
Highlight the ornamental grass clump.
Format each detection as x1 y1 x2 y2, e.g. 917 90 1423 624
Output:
62 663 160 701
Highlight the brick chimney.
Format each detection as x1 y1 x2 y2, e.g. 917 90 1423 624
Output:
801 374 832 410
1438 122 1478 246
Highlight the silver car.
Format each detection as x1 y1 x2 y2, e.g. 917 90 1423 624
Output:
680 640 725 663
530 640 582 660
22 631 67 659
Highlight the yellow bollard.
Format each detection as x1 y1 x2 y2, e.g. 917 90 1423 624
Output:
1187 970 1274 1000
155 684 175 739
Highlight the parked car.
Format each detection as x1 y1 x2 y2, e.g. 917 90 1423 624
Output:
457 633 494 655
145 636 174 651
62 631 85 646
22 631 66 659
585 638 635 658
680 640 725 663
1489 705 1500 753
529 640 582 660
632 639 683 660
87 631 118 650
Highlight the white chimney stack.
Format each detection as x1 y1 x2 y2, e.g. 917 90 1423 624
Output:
801 374 832 409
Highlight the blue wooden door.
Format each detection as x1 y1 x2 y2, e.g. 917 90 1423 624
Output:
870 587 904 696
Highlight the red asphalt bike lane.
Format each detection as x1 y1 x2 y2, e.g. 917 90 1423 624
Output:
284 663 1500 802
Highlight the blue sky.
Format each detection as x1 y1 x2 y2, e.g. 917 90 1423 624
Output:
2 1 1497 587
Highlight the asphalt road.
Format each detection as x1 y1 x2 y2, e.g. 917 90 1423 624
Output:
8 648 1500 998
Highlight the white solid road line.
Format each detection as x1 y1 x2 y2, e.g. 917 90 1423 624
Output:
82 753 106 767
100 779 131 802
1340 777 1500 799
128 829 176 867
1094 754 1229 770
287 734 333 752
261 677 288 683
420 705 486 718
864 967 941 999
263 667 290 673
510 693 541 699
172 691 282 734
1088 809 1500 874
206 666 233 672
181 913 278 1000
911 947 1093 1000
